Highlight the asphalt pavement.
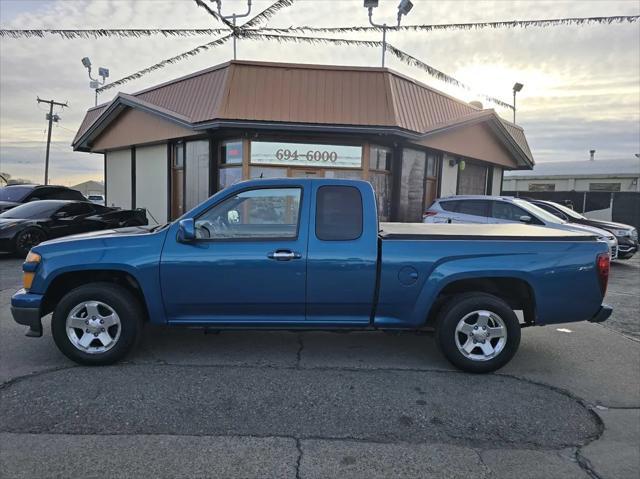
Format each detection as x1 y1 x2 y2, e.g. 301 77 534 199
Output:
0 254 638 478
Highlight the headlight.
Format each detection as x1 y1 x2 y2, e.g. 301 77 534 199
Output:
610 229 630 237
0 221 19 230
25 251 41 264
23 251 41 290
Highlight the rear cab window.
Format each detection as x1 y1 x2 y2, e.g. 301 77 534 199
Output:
316 186 363 241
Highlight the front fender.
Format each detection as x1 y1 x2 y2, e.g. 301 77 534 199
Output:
30 231 167 324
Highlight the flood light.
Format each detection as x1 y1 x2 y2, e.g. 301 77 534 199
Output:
513 82 524 92
81 57 92 68
364 0 379 7
98 67 109 78
398 0 413 16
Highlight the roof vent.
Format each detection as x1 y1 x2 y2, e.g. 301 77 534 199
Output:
469 101 483 109
590 149 596 161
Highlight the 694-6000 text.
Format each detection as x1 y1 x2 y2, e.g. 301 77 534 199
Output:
275 148 338 163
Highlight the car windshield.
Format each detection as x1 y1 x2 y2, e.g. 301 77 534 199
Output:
0 186 32 202
0 201 62 219
514 199 566 224
545 201 586 220
88 195 103 200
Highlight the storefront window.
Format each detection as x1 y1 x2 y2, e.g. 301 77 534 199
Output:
398 148 427 222
221 140 243 165
457 161 488 195
219 167 242 190
251 141 362 169
370 145 392 171
185 140 210 210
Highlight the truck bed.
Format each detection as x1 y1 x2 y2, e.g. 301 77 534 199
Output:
379 222 597 241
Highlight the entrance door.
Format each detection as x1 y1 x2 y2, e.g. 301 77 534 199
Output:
160 185 309 324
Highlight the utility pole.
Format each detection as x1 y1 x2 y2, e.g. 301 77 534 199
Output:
37 97 67 185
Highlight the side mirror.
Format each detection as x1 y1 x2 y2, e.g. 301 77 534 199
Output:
519 215 532 224
177 218 196 243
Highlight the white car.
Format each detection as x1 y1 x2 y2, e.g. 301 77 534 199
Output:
424 196 618 259
86 194 105 206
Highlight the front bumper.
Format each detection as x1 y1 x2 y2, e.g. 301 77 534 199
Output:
11 289 44 337
588 304 613 323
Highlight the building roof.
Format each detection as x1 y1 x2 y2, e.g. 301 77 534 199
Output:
504 157 640 179
73 60 533 167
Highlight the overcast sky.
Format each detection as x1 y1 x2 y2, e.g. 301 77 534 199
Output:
0 0 638 186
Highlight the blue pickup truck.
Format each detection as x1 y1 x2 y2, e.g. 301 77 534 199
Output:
11 179 612 373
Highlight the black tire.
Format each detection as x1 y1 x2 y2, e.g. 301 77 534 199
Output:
14 227 47 257
51 282 144 365
436 292 521 374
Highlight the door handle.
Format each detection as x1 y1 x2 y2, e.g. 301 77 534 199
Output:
267 250 302 261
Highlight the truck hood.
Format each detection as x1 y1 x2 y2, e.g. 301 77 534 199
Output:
39 225 156 247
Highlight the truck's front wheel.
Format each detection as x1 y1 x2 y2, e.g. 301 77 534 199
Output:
436 293 521 373
51 283 143 365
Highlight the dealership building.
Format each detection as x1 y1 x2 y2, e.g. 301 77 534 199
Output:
73 60 534 224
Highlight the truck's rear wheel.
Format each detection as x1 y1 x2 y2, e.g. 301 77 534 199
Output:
51 283 143 365
436 292 520 373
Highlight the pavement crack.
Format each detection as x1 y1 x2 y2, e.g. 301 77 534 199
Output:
0 365 77 390
575 447 604 479
295 437 303 479
473 449 493 478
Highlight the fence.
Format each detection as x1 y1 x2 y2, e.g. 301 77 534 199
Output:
502 190 640 230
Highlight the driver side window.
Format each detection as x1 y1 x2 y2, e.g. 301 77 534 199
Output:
195 187 302 240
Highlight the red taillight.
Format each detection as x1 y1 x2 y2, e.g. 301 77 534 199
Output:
423 210 438 218
596 253 610 296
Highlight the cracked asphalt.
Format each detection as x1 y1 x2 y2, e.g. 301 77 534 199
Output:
0 255 638 478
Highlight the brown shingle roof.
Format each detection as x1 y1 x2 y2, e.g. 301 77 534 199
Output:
74 60 533 166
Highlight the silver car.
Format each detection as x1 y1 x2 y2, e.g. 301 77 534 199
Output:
424 195 619 259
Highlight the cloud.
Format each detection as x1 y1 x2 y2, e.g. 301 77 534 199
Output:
0 0 639 185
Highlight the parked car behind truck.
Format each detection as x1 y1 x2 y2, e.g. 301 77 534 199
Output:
0 200 148 256
423 195 619 259
525 199 638 260
11 179 612 373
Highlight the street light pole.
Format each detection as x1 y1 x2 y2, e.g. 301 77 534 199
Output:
365 0 413 68
216 0 252 60
81 57 109 106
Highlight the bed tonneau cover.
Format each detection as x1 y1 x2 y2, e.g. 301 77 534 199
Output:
379 223 598 241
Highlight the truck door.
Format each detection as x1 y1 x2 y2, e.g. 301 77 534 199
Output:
306 183 378 325
159 185 309 324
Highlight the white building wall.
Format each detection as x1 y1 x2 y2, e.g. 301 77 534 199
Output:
440 154 458 197
105 149 132 209
491 167 502 194
135 144 168 225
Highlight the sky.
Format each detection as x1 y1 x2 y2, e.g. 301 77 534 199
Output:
0 0 639 186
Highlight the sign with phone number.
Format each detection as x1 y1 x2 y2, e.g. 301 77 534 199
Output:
250 141 362 168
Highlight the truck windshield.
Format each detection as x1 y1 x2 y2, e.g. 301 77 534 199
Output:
0 186 32 202
514 199 565 224
0 201 62 219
